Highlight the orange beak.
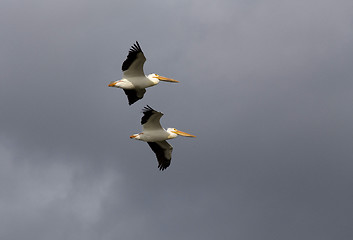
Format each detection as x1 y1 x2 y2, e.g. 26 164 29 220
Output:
154 75 179 83
172 129 196 137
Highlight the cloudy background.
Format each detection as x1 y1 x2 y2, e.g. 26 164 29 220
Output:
1 0 353 239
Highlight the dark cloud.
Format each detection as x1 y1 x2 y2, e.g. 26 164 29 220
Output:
1 0 353 239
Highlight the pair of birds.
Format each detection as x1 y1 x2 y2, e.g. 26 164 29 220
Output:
108 42 196 171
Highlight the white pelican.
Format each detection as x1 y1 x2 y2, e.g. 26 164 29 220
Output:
130 105 196 171
108 41 179 105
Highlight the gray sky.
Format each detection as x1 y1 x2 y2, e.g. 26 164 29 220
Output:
1 0 353 239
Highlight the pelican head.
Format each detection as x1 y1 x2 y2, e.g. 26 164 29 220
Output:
167 128 196 139
147 73 179 85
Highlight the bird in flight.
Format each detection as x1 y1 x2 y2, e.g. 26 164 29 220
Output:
130 105 196 170
108 42 179 105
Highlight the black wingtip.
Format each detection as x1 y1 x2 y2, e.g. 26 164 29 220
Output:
141 105 156 125
122 41 144 72
142 105 154 113
158 161 170 171
129 41 142 53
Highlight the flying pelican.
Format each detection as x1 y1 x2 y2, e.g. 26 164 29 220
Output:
130 105 196 171
108 41 179 105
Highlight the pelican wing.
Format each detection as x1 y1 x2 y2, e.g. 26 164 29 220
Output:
123 89 146 105
141 105 163 131
147 141 173 171
122 41 146 77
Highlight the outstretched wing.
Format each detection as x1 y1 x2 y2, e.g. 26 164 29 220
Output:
123 88 146 105
147 141 173 171
122 41 146 77
141 105 163 131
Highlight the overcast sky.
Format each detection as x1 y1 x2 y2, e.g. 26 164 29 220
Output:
1 0 353 239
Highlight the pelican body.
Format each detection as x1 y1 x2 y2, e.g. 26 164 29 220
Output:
130 106 196 171
108 42 178 105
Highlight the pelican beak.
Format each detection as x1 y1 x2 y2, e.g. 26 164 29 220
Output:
130 135 136 139
108 81 117 87
154 75 179 83
172 129 196 137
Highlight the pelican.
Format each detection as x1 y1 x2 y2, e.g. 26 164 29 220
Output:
130 105 196 171
108 41 179 105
